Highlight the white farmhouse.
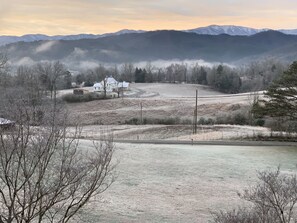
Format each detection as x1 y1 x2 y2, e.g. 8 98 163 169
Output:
100 76 118 92
93 82 103 92
93 76 128 93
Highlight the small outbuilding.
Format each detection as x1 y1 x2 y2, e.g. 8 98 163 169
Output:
118 81 130 90
73 89 89 95
0 118 15 129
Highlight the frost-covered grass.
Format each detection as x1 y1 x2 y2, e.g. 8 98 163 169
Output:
78 141 297 222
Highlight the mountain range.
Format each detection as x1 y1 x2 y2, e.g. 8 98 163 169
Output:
2 29 297 70
1 25 297 46
0 29 145 46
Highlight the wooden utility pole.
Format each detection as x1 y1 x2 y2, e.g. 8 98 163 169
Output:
193 90 198 134
140 102 143 125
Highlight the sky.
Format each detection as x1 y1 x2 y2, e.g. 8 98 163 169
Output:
0 0 297 36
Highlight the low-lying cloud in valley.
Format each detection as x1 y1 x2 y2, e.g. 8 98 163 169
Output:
10 57 230 73
35 41 58 53
70 47 87 57
65 59 226 71
15 57 35 67
133 59 223 69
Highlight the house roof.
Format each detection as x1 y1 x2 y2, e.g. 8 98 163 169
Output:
93 82 103 88
105 76 117 84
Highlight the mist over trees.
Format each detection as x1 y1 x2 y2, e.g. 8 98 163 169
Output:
0 50 288 95
3 30 297 65
72 59 287 93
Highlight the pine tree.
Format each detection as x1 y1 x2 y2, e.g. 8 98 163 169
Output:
252 61 297 119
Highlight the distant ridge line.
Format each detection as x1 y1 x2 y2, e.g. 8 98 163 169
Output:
1 25 297 46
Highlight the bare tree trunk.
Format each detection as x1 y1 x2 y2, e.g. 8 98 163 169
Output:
0 89 116 222
103 78 107 99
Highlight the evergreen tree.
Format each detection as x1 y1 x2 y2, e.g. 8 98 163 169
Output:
252 61 297 119
134 68 146 83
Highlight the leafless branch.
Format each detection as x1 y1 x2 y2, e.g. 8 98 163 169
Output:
0 88 115 222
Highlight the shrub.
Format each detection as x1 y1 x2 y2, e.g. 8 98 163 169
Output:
212 168 297 223
215 112 248 125
125 118 140 125
287 121 297 132
198 117 206 125
254 118 265 126
206 118 215 125
198 117 215 125
181 119 192 125
62 93 113 103
233 113 247 125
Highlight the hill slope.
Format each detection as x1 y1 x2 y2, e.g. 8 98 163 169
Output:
1 25 297 46
2 30 297 66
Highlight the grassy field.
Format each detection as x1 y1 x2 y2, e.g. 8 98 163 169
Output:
59 83 282 222
78 141 297 222
63 83 259 126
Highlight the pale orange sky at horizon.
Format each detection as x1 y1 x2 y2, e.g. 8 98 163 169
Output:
0 0 297 36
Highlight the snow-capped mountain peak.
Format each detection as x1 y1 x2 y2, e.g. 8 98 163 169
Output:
186 25 269 36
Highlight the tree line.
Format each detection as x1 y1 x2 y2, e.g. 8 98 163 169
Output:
74 60 287 94
0 57 288 94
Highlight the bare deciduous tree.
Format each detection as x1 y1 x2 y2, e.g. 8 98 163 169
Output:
120 63 135 82
0 53 7 70
212 167 297 223
212 208 259 223
36 61 67 100
0 90 115 223
0 52 11 88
